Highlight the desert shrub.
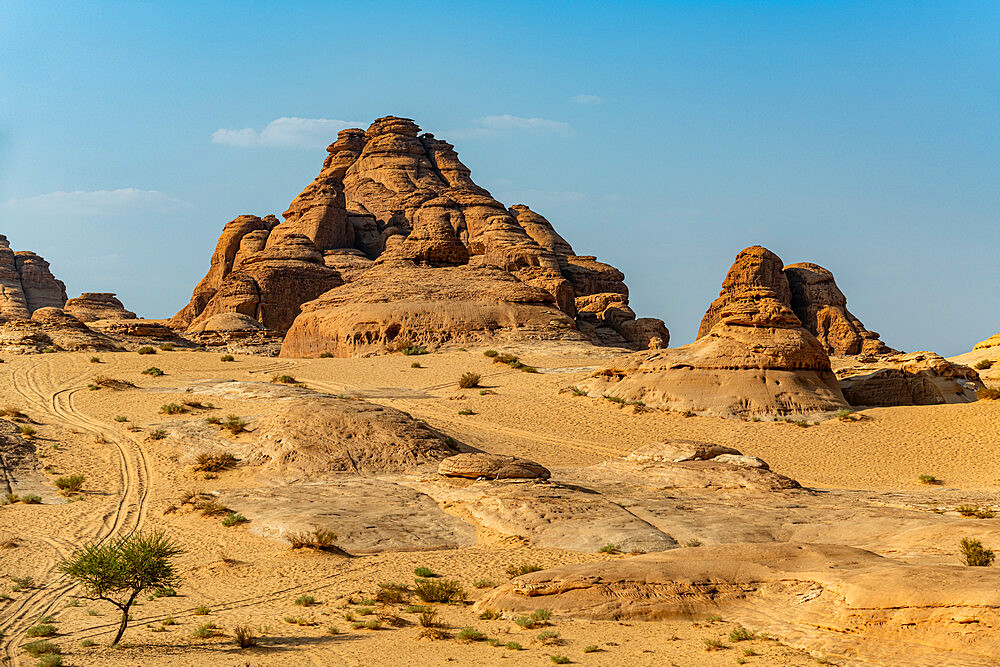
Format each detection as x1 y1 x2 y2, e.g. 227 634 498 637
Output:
0 407 31 422
520 365 539 373
114 415 128 422
22 640 60 657
961 538 995 566
458 372 481 389
478 609 502 620
326 625 339 634
271 374 299 385
222 513 248 527
457 627 485 642
205 416 221 425
148 429 166 440
414 579 465 603
506 564 542 577
974 359 994 370
199 501 230 517
473 579 495 589
18 425 36 437
410 361 422 368
918 474 941 485
191 622 216 638
223 415 247 435
194 452 237 472
11 575 35 589
219 354 235 362
703 638 724 650
294 594 316 606
89 356 101 364
375 584 409 604
25 624 57 638
550 656 570 665
401 345 428 356
492 353 519 366
182 399 213 410
977 387 1000 400
233 624 257 648
319 351 334 358
287 527 346 554
458 408 474 415
583 645 598 653
60 531 183 645
506 642 523 650
730 626 756 641
686 539 703 547
483 349 499 357
159 403 187 415
569 386 587 397
159 343 175 351
413 566 436 578
141 367 164 377
599 543 620 554
193 605 210 615
137 346 156 355
537 630 561 644
55 475 84 493
22 494 41 504
150 586 176 598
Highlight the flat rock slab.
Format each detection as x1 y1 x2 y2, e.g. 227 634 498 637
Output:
476 541 1000 666
219 477 476 553
405 476 677 553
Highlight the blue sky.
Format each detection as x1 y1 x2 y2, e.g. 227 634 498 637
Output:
0 1 996 355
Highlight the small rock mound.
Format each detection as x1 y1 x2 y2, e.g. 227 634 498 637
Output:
246 396 461 475
438 453 550 480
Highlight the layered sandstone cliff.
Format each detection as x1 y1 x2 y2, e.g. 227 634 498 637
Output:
0 236 66 318
172 117 666 354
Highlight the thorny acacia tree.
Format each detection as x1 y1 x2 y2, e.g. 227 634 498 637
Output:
59 530 183 645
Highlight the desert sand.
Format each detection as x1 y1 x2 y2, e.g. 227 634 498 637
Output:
1 344 998 666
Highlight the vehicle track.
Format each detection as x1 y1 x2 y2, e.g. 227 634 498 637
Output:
0 358 150 666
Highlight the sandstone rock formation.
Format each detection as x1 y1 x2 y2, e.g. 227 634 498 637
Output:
64 292 136 322
245 396 461 475
438 453 550 480
949 333 1000 386
0 236 66 319
173 117 666 353
583 246 849 417
783 262 894 356
835 352 981 406
0 308 121 353
475 542 1000 666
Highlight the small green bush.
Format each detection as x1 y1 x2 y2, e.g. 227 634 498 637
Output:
222 513 248 527
473 579 494 588
458 408 474 415
730 626 756 642
114 415 128 422
89 356 101 364
458 372 481 389
413 579 465 603
148 429 166 440
193 605 210 615
272 374 298 385
478 609 501 620
599 543 620 554
159 344 175 351
456 627 485 642
319 351 334 358
22 640 60 657
961 538 995 566
55 475 84 493
413 566 436 578
18 425 36 437
141 366 164 376
550 656 570 665
22 494 41 504
223 415 247 435
974 359 994 370
25 624 57 638
160 403 187 415
38 655 62 667
483 349 499 358
410 361 422 368
918 474 942 485
294 594 316 606
191 622 216 638
583 644 598 653
220 354 235 362
137 346 156 355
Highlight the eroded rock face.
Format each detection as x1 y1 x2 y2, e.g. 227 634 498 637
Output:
0 237 66 319
280 260 581 358
173 117 666 351
64 292 136 322
584 246 848 417
835 352 981 406
784 262 894 356
438 453 551 480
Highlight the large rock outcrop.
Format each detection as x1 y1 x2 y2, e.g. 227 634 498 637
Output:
0 236 66 319
783 262 894 356
835 352 981 406
64 292 136 322
583 246 848 417
173 117 666 352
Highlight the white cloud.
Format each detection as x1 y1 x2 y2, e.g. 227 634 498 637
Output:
211 117 363 148
447 114 571 140
572 94 605 105
2 188 186 217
